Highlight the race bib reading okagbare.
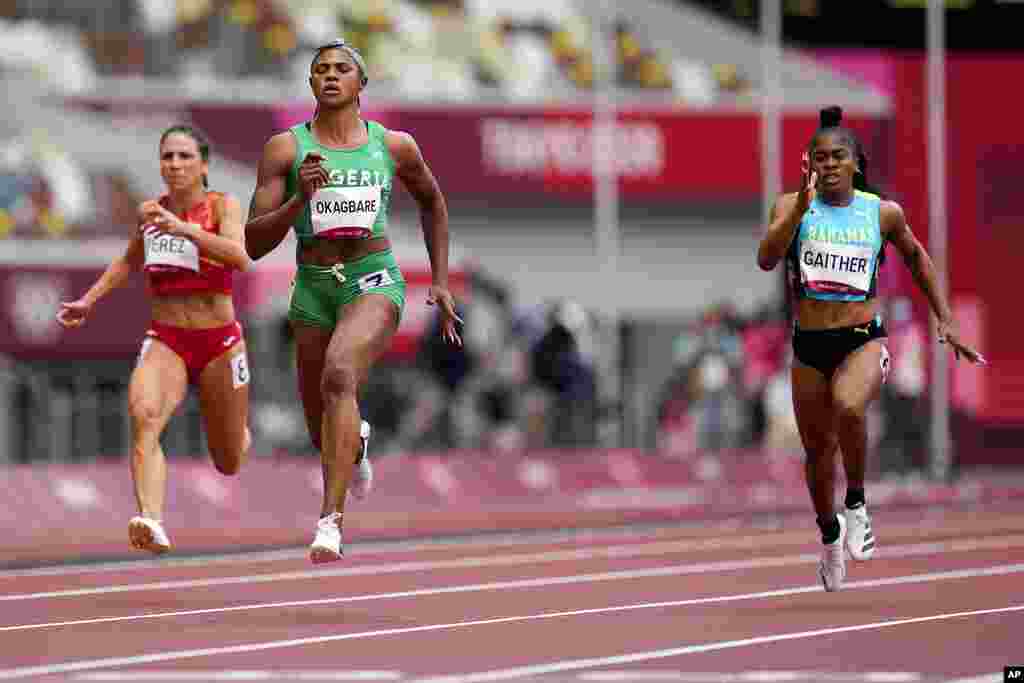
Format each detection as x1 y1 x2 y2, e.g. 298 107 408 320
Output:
311 185 381 239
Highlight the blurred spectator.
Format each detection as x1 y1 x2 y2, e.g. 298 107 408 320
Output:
759 347 801 454
656 302 753 458
0 19 97 92
1 2 729 101
614 20 672 91
527 299 598 448
416 300 475 448
876 296 928 475
137 0 178 75
0 132 95 239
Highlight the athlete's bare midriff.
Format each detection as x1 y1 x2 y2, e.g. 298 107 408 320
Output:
150 292 236 329
298 235 392 266
796 297 879 331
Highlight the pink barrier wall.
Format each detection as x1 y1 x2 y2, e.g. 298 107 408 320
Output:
3 450 1022 568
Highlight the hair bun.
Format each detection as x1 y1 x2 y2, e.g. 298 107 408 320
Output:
820 106 843 128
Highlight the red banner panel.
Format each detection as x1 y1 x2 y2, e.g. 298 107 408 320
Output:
271 105 887 203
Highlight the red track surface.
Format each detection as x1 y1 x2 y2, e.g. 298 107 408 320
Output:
2 503 1022 683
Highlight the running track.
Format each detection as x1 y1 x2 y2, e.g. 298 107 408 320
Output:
1 503 1022 682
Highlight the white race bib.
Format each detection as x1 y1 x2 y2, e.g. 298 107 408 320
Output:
799 240 874 295
311 185 381 239
142 226 200 272
357 269 395 292
231 351 250 389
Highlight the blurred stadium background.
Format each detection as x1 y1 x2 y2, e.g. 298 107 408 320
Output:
1 0 1022 565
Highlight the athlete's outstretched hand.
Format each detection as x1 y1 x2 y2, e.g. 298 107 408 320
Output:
427 285 463 346
57 298 93 328
298 152 329 199
937 317 987 365
795 152 818 214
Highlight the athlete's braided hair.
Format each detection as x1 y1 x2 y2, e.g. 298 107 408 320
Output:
809 105 881 197
160 124 211 189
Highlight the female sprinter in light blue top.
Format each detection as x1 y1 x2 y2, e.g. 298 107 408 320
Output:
757 106 985 592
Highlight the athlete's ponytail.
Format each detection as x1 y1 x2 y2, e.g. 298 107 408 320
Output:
810 106 887 262
809 105 881 198
819 105 842 129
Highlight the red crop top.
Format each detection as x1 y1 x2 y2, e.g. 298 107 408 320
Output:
143 192 233 297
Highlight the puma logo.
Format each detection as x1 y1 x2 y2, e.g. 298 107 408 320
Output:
222 336 237 347
854 325 870 335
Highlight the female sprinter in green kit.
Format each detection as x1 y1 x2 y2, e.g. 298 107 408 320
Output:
245 39 463 563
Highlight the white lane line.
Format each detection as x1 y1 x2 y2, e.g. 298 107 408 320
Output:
409 605 1024 683
3 557 1024 634
0 553 816 632
0 564 1020 679
6 511 1020 580
0 519 766 579
74 671 403 680
0 534 788 601
5 531 1024 603
579 673 921 682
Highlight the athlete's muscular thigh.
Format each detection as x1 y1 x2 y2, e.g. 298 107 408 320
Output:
198 341 250 472
129 337 188 427
832 340 888 418
292 322 333 450
325 293 400 386
791 360 838 456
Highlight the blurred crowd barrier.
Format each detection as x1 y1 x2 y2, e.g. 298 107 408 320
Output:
7 446 1024 567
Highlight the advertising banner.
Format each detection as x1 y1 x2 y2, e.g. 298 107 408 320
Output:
0 267 150 361
271 105 888 204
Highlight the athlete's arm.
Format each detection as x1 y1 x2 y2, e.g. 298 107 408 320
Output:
758 155 817 271
757 192 802 271
57 227 144 327
882 201 951 325
244 132 307 260
388 130 449 286
144 194 252 271
387 129 462 345
884 201 984 364
206 194 251 270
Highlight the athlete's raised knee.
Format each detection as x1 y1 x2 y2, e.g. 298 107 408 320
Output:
321 360 359 401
